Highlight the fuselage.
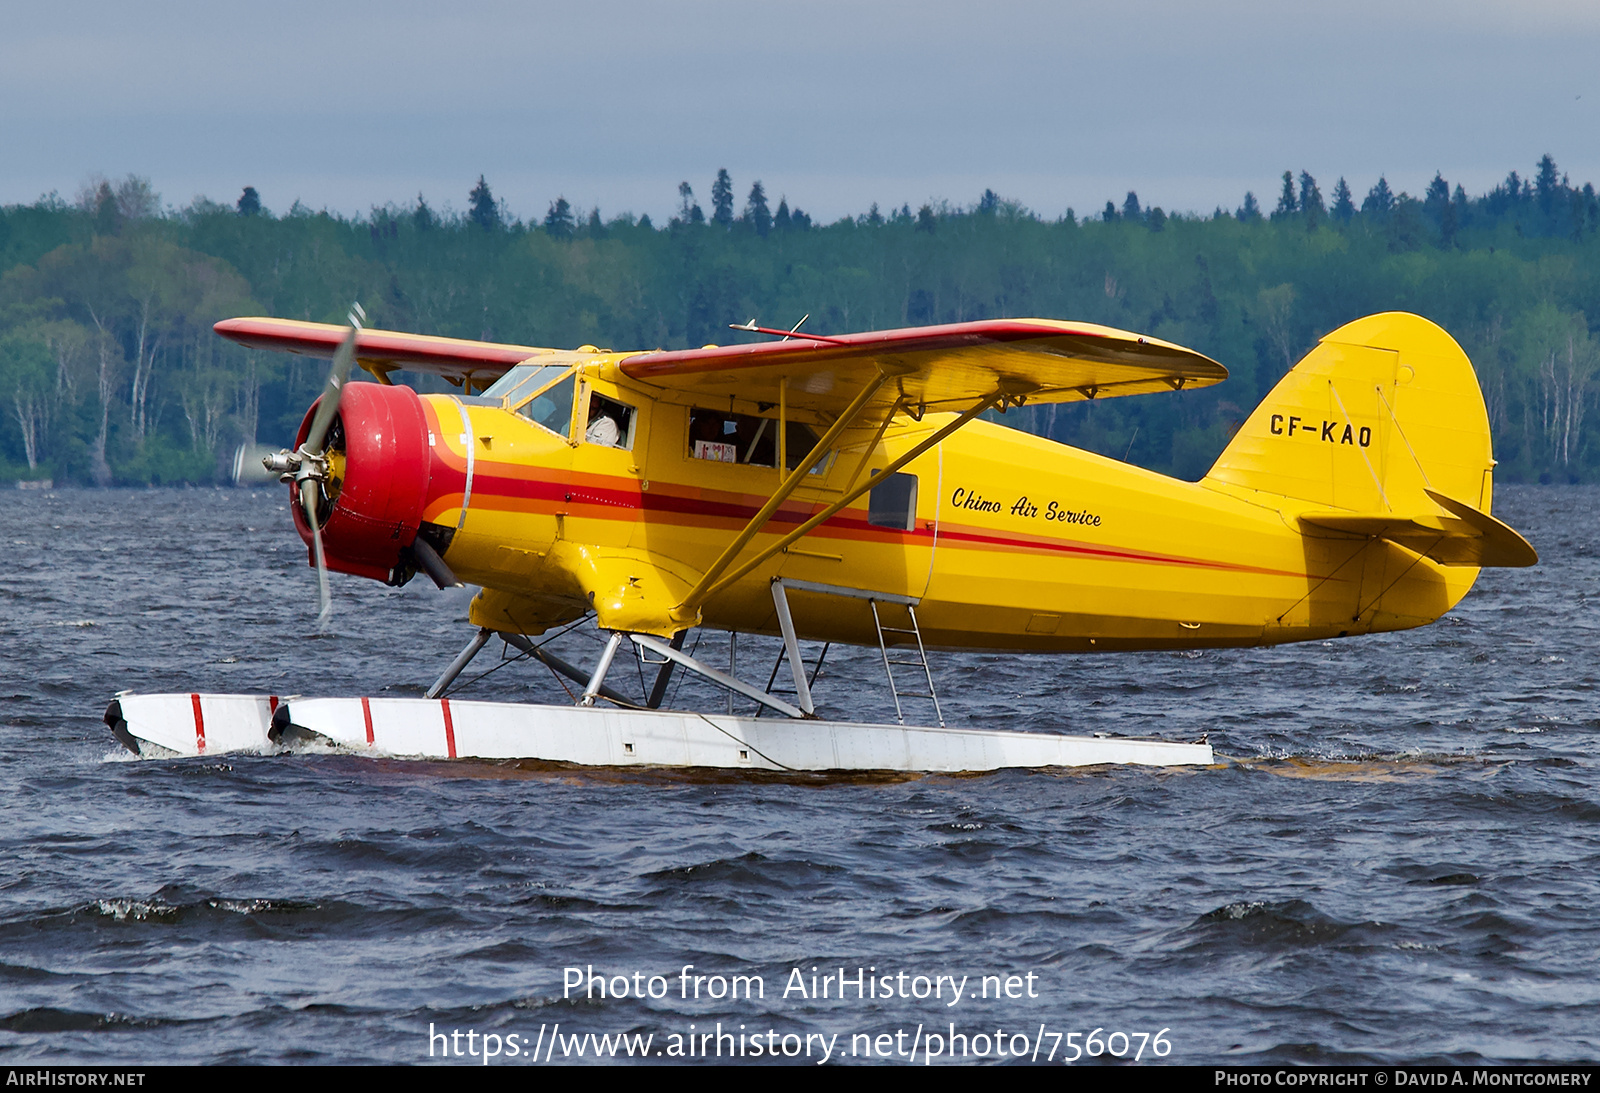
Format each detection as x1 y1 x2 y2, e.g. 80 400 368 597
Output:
307 356 1476 653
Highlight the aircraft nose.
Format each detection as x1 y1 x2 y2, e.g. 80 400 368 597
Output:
289 382 431 583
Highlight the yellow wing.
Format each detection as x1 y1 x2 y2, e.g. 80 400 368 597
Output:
616 318 1226 416
218 316 1226 413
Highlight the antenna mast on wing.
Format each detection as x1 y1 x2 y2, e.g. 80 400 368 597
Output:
729 315 849 344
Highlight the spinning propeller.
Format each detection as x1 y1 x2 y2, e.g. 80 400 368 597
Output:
263 303 366 628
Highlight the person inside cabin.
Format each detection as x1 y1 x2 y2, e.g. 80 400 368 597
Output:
691 414 721 446
689 410 737 462
585 399 622 447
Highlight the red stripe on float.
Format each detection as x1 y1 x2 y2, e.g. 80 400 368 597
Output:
361 696 375 745
268 695 279 714
440 698 457 759
190 693 206 755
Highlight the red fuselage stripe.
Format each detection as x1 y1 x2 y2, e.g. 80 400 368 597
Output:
450 463 1310 579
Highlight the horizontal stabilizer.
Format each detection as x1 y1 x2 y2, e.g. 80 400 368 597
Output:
1298 489 1537 568
1423 488 1539 567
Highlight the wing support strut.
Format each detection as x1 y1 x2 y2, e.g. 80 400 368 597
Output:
675 372 891 618
688 390 1005 608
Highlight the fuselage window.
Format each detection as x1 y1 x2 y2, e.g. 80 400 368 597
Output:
688 409 825 471
585 393 635 449
868 472 918 531
515 373 577 438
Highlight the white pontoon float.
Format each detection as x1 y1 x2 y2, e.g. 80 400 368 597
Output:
104 692 1210 771
104 581 1212 772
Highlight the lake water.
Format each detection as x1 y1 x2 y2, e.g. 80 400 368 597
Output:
0 485 1595 1064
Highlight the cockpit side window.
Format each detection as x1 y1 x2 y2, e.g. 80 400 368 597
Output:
584 392 635 449
687 408 827 472
515 372 577 438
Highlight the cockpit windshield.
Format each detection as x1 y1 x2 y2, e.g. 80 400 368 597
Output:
516 373 577 438
482 362 570 405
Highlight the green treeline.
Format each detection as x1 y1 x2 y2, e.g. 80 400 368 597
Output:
2 159 1597 486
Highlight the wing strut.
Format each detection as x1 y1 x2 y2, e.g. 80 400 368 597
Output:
681 389 1005 614
673 372 891 620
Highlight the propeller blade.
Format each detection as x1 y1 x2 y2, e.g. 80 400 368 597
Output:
294 302 363 628
303 304 365 455
300 476 332 628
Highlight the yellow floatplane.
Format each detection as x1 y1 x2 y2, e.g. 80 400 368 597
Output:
106 310 1535 771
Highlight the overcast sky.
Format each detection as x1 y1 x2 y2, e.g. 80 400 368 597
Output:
2 0 1596 223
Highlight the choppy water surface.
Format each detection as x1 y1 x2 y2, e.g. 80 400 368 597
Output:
0 486 1595 1065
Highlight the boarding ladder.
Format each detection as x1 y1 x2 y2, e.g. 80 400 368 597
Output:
868 598 944 727
768 578 944 727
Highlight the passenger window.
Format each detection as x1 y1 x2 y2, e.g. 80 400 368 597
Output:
868 472 918 531
584 393 635 449
516 373 576 438
688 408 825 471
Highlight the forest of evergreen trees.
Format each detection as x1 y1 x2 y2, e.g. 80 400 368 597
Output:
2 156 1597 486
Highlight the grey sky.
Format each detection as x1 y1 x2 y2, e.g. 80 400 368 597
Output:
2 0 1596 222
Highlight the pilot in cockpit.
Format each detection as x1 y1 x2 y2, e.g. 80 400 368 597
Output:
586 404 619 446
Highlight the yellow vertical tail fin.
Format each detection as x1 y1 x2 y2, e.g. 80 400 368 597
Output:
1207 312 1495 516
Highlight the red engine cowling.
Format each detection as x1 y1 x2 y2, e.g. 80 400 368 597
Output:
290 383 431 583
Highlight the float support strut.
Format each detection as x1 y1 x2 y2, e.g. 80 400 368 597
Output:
769 580 815 715
645 631 687 709
499 631 632 706
426 628 492 698
581 632 625 707
630 634 806 719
